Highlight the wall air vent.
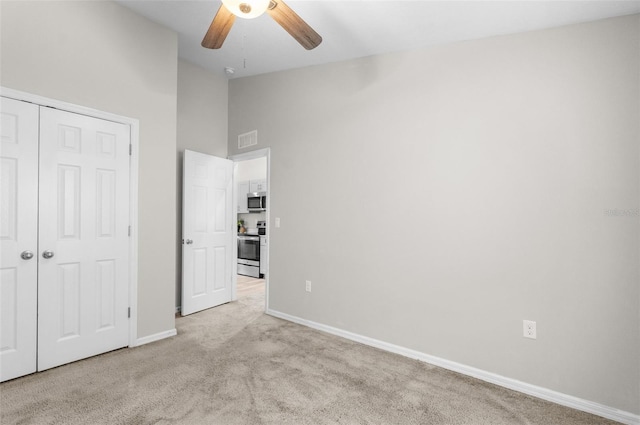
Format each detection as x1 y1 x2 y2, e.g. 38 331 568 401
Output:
238 130 258 149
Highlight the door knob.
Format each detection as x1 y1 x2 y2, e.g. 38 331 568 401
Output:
184 239 193 245
42 250 55 259
21 251 34 260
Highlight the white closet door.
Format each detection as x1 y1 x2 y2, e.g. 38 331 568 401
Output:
37 107 130 371
0 97 39 382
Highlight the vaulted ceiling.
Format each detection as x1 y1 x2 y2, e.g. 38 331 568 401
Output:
117 0 640 79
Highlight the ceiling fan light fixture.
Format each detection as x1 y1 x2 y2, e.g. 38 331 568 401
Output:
202 0 322 50
222 0 270 19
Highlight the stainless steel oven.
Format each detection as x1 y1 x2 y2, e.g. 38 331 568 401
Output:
238 234 260 278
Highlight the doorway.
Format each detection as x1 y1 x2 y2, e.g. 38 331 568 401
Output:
230 148 270 312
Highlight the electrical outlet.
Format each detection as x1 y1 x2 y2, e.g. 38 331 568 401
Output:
305 280 311 292
275 217 281 228
523 320 537 339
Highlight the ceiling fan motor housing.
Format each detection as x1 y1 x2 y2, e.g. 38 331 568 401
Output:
222 0 270 19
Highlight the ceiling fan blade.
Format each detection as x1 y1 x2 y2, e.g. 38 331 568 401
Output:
267 0 322 50
201 4 236 49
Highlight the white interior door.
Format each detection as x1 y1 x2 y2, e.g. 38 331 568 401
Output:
182 150 233 316
0 97 39 381
37 107 131 371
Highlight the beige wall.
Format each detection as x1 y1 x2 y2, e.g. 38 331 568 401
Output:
228 15 640 414
176 59 228 310
1 1 178 339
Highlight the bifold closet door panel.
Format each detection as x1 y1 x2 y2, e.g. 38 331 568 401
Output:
0 97 39 382
37 106 131 371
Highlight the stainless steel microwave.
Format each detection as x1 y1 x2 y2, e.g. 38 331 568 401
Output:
247 192 266 212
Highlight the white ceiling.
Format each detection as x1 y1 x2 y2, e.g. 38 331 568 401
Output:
116 0 640 79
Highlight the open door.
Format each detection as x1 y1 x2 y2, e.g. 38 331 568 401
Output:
181 150 233 316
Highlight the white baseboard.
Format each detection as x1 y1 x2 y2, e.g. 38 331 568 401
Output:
133 329 177 347
267 309 639 425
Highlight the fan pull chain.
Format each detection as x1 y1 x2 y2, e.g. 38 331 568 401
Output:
242 27 247 69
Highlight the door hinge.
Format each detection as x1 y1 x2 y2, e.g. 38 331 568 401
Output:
128 225 131 236
129 144 132 156
128 307 131 318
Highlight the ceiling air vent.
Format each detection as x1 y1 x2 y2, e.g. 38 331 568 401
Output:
238 130 258 149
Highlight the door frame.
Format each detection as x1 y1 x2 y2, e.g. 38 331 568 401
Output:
229 148 270 311
0 86 140 347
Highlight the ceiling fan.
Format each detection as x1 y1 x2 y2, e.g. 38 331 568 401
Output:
202 0 322 50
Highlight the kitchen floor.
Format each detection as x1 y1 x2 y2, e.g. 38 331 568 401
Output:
237 274 265 301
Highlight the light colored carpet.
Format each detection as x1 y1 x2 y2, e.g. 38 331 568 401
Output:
0 278 618 424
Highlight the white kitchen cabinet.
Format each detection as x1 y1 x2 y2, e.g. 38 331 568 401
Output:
259 236 267 276
237 181 250 213
250 179 267 193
